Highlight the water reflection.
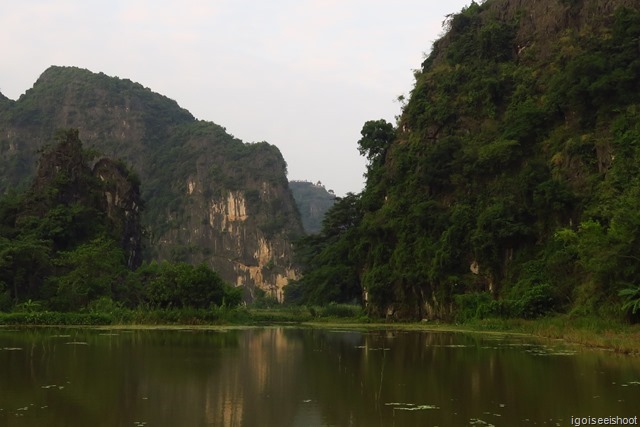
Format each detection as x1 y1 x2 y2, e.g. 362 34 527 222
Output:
0 327 638 426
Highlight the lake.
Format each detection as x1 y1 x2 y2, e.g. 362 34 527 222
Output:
0 326 638 426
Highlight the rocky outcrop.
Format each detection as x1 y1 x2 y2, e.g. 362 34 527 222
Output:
93 158 143 269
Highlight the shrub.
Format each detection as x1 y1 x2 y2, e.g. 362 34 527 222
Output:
512 283 556 319
454 292 500 322
0 311 112 325
619 284 640 323
320 303 363 318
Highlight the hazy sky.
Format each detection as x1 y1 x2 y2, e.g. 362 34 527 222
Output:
1 0 471 196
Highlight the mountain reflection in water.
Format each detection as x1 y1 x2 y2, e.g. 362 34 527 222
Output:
0 327 639 426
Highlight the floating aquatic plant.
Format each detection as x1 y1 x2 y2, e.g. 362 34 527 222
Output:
395 405 439 411
469 418 495 426
384 402 439 410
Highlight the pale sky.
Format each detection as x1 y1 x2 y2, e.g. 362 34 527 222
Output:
1 0 471 196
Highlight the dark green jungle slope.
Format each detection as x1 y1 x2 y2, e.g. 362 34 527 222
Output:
0 129 137 311
290 0 640 322
0 67 303 302
289 181 336 234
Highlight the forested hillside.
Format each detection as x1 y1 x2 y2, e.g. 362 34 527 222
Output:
291 0 640 322
0 67 303 301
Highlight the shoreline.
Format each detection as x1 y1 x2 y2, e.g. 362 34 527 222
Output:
2 313 638 355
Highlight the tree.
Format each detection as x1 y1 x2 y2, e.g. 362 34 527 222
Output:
287 193 364 305
49 236 127 311
357 120 395 166
138 261 240 308
0 236 51 304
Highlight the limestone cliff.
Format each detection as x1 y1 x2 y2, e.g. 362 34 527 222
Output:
0 67 303 300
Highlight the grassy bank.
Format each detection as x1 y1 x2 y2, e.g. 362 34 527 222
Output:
456 316 640 355
0 303 365 327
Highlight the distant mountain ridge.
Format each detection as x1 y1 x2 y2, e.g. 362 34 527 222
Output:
289 181 336 234
0 66 304 301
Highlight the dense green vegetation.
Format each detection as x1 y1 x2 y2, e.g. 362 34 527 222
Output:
286 193 364 306
0 303 365 326
0 130 241 315
290 1 640 324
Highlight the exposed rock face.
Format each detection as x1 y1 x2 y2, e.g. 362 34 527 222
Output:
0 66 303 300
162 173 301 302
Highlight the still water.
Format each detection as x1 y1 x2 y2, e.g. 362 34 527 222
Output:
0 327 638 426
